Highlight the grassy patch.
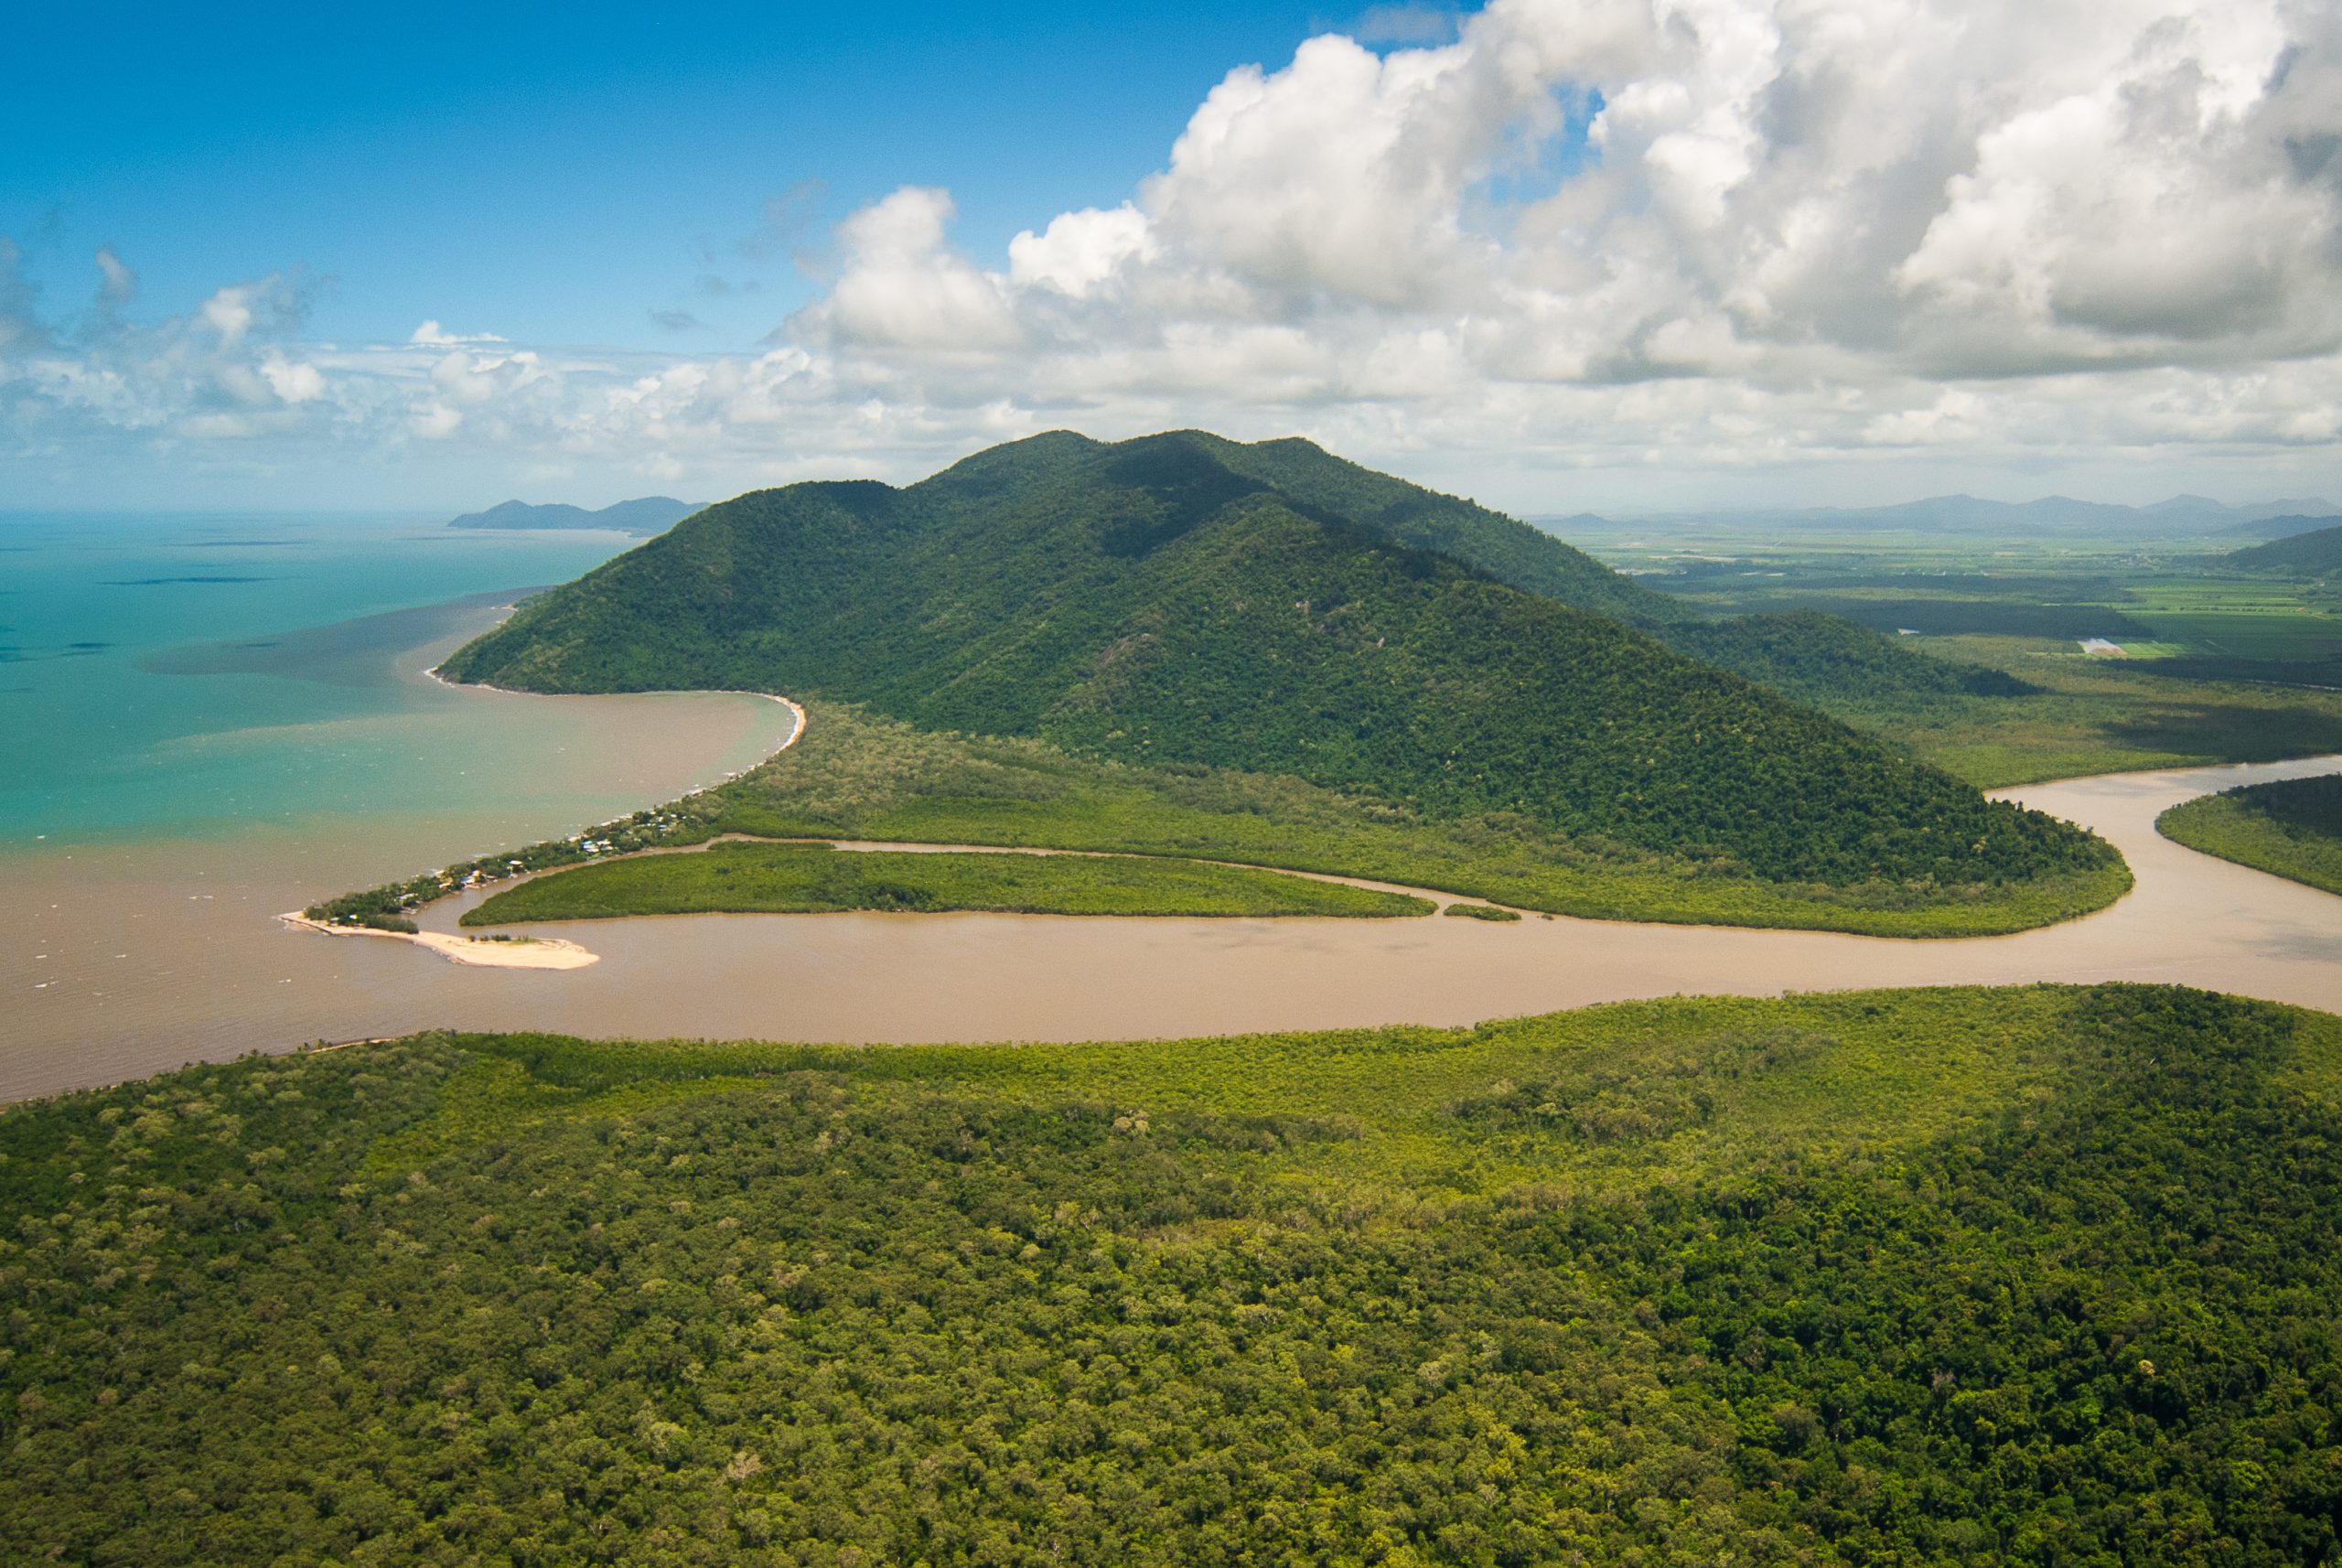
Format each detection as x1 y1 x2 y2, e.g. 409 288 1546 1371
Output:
2158 774 2342 897
1592 524 2342 785
464 840 1433 923
1442 901 1520 920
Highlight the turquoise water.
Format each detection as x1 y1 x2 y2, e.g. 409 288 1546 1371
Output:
1 512 644 843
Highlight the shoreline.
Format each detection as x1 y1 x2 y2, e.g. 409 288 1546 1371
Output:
421 661 808 787
276 909 600 970
13 749 2340 1106
282 673 807 967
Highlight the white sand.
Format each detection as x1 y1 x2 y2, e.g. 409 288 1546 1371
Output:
278 912 599 970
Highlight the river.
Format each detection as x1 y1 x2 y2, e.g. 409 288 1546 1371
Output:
6 685 2336 1102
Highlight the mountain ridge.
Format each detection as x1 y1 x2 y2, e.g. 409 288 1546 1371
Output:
2228 520 2342 575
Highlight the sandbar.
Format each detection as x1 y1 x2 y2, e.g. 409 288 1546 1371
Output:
277 911 599 970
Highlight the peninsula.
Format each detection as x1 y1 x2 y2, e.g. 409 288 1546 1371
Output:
368 430 2127 937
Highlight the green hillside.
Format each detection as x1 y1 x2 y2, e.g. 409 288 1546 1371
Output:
5 985 2340 1564
2229 521 2342 576
442 431 2103 893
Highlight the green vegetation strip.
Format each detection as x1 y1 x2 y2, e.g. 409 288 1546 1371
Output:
311 700 2133 939
5 984 2341 1563
1441 901 1520 920
464 840 1432 923
685 703 2129 938
2158 774 2342 897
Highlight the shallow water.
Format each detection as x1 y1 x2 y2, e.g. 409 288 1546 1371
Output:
1 517 798 1101
6 711 2337 1101
1 510 659 843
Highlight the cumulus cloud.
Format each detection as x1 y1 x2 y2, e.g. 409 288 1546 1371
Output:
790 188 1021 353
257 349 324 403
6 0 2341 506
734 0 2342 489
1008 205 1156 297
409 319 509 346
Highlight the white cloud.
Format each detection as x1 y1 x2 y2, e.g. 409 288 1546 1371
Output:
429 348 546 405
258 350 324 404
409 319 509 346
199 286 255 347
94 247 135 305
5 0 2340 509
409 402 463 439
790 188 1020 353
1008 205 1156 297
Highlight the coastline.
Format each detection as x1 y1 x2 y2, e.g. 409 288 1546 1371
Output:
423 663 807 799
283 672 809 966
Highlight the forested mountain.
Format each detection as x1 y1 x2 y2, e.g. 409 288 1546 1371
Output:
2229 520 2342 575
446 497 702 534
444 430 2098 887
2223 510 2342 539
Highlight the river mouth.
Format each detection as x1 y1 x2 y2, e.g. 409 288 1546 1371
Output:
381 748 2337 1046
9 574 2340 1104
0 619 800 1103
12 727 2337 1105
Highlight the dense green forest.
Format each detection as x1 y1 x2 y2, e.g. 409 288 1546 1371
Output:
439 430 2098 895
2159 775 2342 896
4 983 2338 1564
463 841 1432 923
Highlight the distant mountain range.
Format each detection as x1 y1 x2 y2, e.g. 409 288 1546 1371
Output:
446 498 704 535
1540 494 2341 540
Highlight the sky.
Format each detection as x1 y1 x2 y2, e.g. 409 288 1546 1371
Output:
5 0 2340 515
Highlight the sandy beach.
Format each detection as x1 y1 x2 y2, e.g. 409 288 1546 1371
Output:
277 910 600 969
278 684 811 968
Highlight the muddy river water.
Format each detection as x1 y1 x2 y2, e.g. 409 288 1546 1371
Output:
8 707 2333 1101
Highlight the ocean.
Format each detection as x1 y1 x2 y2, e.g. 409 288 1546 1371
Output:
1 510 798 1098
1 510 698 843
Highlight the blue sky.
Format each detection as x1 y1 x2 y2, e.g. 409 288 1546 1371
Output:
4 0 2337 513
4 2 1379 351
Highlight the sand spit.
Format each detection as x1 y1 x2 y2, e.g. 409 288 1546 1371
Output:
277 911 600 970
278 679 808 972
